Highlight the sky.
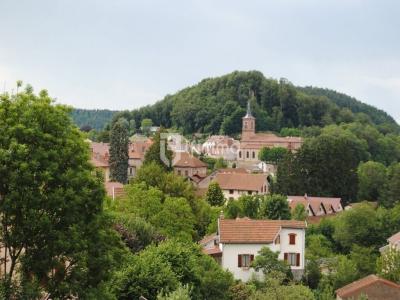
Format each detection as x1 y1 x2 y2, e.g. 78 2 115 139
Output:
0 0 399 122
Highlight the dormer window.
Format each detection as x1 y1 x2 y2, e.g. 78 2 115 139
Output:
289 233 296 245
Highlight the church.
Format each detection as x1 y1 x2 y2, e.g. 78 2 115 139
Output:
237 102 303 162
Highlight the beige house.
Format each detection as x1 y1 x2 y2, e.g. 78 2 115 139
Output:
238 102 303 162
128 138 152 178
214 172 268 200
173 152 207 180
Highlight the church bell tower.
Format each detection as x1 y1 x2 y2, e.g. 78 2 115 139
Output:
242 100 255 140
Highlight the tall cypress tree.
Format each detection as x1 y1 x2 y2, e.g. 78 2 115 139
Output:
109 118 129 183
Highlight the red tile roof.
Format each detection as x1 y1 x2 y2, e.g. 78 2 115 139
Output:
288 195 342 215
219 218 306 244
217 168 249 174
90 142 110 167
388 231 400 244
129 139 152 160
105 182 125 199
336 275 400 299
173 152 207 168
215 173 267 192
202 246 222 256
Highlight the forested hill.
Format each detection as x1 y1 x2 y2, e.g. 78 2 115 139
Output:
71 108 119 130
117 71 398 135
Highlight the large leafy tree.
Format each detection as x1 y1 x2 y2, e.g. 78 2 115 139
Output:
143 129 173 170
357 161 387 202
0 88 119 298
259 194 291 220
109 118 129 183
205 182 225 206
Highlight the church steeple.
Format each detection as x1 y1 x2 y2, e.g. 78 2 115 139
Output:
242 99 255 140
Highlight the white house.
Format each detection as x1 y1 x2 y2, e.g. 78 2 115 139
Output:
214 172 268 200
200 217 307 281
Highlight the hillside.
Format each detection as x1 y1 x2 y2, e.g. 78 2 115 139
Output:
117 71 398 135
71 108 119 130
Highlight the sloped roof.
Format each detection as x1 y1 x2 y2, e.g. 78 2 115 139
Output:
336 275 400 299
219 218 306 244
129 139 152 160
288 195 342 214
217 168 249 174
215 173 266 191
173 152 207 168
388 231 400 244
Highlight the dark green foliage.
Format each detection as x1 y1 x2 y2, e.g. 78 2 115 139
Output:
292 203 307 221
108 71 399 136
380 163 400 207
71 108 119 130
304 259 321 290
251 247 291 278
109 118 129 183
0 89 121 298
205 182 225 206
357 161 387 201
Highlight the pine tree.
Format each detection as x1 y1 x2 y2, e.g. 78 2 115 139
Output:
109 118 129 183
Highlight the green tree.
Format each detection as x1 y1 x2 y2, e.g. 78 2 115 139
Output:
251 247 291 277
205 182 225 206
350 245 377 277
157 284 191 300
258 147 289 164
292 203 307 221
304 258 321 289
109 118 129 183
259 194 291 220
0 89 120 298
144 129 173 170
357 161 387 201
141 118 153 135
380 163 400 207
306 234 333 259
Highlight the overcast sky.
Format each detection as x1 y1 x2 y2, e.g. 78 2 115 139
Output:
0 0 399 121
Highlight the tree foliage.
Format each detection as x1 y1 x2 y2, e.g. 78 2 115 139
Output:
109 118 129 183
205 182 225 206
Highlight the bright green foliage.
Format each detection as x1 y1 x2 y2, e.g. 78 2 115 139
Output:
109 118 129 183
251 247 291 277
144 129 173 170
306 234 334 259
333 203 382 251
225 199 242 219
229 282 254 300
377 247 400 284
292 203 307 221
0 89 120 298
141 118 153 135
205 182 225 206
280 127 302 137
214 157 228 169
329 255 359 290
349 245 377 277
259 194 291 220
157 284 191 300
111 240 234 300
258 147 289 164
357 161 387 201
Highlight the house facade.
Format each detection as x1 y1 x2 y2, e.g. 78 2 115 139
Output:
214 172 268 200
201 217 306 282
128 138 153 179
380 231 400 253
173 152 207 179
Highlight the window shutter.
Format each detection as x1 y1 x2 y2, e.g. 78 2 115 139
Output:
284 253 288 261
250 254 254 263
238 255 242 267
296 253 300 266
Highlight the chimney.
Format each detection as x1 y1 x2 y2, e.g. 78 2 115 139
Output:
304 193 308 200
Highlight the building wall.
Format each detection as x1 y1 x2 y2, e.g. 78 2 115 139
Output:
220 228 305 282
174 166 207 178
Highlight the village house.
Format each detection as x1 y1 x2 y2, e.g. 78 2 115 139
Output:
287 195 343 218
173 152 208 181
128 138 152 179
202 135 240 161
335 274 400 300
90 142 111 182
238 101 303 163
200 217 307 281
379 231 400 253
214 172 268 200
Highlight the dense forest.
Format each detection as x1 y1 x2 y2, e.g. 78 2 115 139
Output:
71 108 119 130
107 71 398 136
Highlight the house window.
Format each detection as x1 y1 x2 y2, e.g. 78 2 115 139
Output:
238 254 254 268
275 235 280 244
284 253 300 267
252 151 255 159
178 170 181 176
289 233 296 245
246 151 249 158
229 190 234 194
185 170 189 176
239 151 242 159
248 191 252 195
129 167 133 175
